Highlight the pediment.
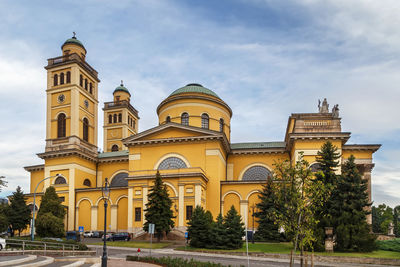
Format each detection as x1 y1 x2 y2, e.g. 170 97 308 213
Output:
123 123 223 144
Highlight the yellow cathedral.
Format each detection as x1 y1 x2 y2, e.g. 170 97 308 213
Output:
23 36 380 236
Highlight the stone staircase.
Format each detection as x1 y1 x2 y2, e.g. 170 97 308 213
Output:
0 255 100 267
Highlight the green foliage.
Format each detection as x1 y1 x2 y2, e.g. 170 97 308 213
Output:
36 212 65 237
376 238 400 252
394 206 400 238
273 154 327 253
37 186 66 219
187 205 214 248
143 170 175 241
372 204 394 234
126 255 242 267
224 205 245 249
254 177 280 242
0 203 9 232
0 176 7 192
313 141 341 251
8 186 31 235
36 186 66 237
212 213 227 249
331 155 376 252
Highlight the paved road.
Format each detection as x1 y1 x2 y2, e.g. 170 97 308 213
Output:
88 245 341 267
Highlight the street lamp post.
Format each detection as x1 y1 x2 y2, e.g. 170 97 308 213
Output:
31 175 59 241
101 178 110 267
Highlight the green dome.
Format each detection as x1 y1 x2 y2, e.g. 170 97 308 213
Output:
62 36 86 51
169 83 220 99
114 83 131 96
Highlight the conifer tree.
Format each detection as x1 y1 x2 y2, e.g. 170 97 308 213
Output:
8 186 31 236
36 186 66 237
0 175 7 192
314 141 341 251
143 171 174 242
331 155 376 252
254 177 280 241
0 203 9 232
224 205 245 249
212 213 227 249
394 206 400 238
187 206 213 248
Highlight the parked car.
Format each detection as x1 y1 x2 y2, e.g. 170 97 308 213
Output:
101 232 115 241
111 232 131 241
84 231 93 237
0 237 6 250
92 231 102 238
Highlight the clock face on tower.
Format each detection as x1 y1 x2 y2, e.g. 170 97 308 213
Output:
58 94 65 103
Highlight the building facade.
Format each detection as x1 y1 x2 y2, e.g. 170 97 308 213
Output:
24 36 380 235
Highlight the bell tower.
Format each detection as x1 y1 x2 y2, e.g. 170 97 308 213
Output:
43 33 100 156
103 82 139 152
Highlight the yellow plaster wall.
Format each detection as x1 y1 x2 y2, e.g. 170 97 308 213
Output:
342 150 373 159
62 43 86 58
117 197 128 231
97 198 111 231
228 153 289 180
248 193 260 230
223 193 240 216
50 107 71 139
98 162 129 186
75 169 96 189
51 90 71 106
78 199 91 231
29 170 45 193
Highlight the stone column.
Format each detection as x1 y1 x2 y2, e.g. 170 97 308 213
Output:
91 206 98 231
127 187 133 232
178 184 184 227
360 163 374 225
75 207 79 230
110 204 118 232
142 186 148 224
195 183 202 207
240 200 249 228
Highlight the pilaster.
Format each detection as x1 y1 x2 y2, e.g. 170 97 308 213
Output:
178 185 184 227
68 168 75 231
110 204 118 232
195 183 202 207
240 200 248 228
128 187 133 232
91 206 98 231
142 186 148 224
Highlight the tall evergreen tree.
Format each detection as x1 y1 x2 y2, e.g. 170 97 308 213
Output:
331 155 376 252
212 213 227 249
372 206 382 233
224 205 245 249
143 171 174 242
254 177 280 241
394 206 400 238
36 186 66 237
314 141 341 251
187 206 213 248
8 186 31 236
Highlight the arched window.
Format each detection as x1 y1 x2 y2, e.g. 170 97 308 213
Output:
181 112 189 126
158 157 187 170
111 144 119 152
113 114 117 123
166 116 171 123
128 116 130 125
79 75 83 86
219 118 224 132
310 163 322 173
132 120 136 129
201 113 209 129
57 113 66 138
108 114 112 124
66 71 71 83
118 113 122 123
242 166 272 181
84 79 88 90
83 118 89 142
89 83 93 94
110 172 128 187
60 72 64 85
55 176 67 184
83 179 91 187
54 74 58 86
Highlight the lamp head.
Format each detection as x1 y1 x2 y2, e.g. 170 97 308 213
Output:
102 177 110 198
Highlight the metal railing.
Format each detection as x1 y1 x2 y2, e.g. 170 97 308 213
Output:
5 239 79 256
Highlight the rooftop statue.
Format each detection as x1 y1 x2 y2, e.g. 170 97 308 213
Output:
318 98 329 113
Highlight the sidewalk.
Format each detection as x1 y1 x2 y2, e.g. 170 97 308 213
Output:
108 258 159 267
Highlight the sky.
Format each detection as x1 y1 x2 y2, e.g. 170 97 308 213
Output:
0 0 399 207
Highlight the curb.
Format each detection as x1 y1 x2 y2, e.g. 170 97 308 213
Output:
0 255 37 266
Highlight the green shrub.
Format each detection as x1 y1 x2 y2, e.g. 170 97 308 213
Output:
126 255 244 267
376 238 400 252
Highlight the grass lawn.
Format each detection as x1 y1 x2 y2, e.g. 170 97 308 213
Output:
92 241 171 249
177 242 400 259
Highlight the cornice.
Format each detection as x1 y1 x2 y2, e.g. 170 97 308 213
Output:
221 180 266 185
342 144 381 153
230 147 287 155
24 164 45 172
98 156 129 163
37 148 97 162
127 172 209 183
